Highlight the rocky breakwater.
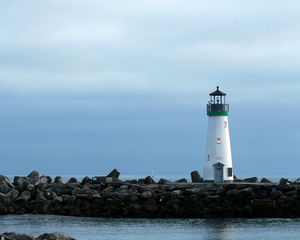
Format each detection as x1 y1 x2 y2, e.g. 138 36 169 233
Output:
1 171 300 217
0 232 74 240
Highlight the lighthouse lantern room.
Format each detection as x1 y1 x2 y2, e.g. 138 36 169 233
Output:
204 86 233 182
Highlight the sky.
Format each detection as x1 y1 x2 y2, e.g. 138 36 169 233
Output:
0 0 300 178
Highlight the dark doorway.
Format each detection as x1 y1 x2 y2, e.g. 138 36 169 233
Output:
213 162 224 183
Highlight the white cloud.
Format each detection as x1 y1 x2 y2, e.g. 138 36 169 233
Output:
0 0 300 104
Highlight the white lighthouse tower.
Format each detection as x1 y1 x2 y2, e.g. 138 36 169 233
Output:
203 86 233 183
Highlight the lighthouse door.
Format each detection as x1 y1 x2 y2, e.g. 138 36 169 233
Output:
213 162 224 183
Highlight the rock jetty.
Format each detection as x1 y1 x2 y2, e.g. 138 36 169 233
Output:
1 170 300 218
0 232 74 240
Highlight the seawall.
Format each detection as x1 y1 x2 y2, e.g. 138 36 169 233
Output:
1 171 300 218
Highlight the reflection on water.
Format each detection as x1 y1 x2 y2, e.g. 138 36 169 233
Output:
0 215 299 240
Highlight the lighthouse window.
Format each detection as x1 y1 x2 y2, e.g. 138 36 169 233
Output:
227 168 233 177
224 121 227 128
208 154 210 161
217 137 221 144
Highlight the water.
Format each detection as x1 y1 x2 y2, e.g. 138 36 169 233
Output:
0 215 300 240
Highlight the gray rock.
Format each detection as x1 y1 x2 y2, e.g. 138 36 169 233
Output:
0 181 12 194
158 178 171 184
13 177 28 192
54 176 63 184
260 177 272 183
36 191 46 201
54 196 64 204
172 190 182 196
16 191 31 203
0 176 14 188
144 199 158 212
45 189 57 200
141 191 152 199
107 169 120 179
271 188 284 199
27 170 39 179
34 177 48 190
81 176 92 184
92 176 113 183
67 177 77 184
137 178 145 185
36 232 75 240
125 179 138 184
1 232 35 240
28 176 40 186
4 189 19 203
62 195 76 204
119 185 129 190
46 176 52 184
279 178 292 186
226 189 240 198
176 178 188 183
191 171 203 183
144 176 156 184
243 177 258 183
238 187 254 199
26 184 35 194
0 192 5 202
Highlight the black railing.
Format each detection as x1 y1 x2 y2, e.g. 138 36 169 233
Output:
207 104 229 112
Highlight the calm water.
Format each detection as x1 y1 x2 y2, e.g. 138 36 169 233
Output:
0 215 300 240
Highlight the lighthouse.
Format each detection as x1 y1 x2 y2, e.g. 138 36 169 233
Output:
203 86 233 183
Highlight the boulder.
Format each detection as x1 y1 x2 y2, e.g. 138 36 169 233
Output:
35 190 46 201
62 195 76 204
107 169 120 179
54 176 63 184
137 179 145 185
53 196 64 205
242 177 258 183
92 176 113 183
271 189 284 199
1 232 35 240
260 177 272 183
4 189 19 203
158 178 171 184
0 181 12 194
144 176 156 184
27 170 39 179
45 189 57 200
0 176 14 188
119 185 129 190
125 179 138 184
46 176 52 184
26 184 35 194
233 175 242 182
81 176 92 185
191 171 203 183
16 191 31 203
176 178 188 183
141 191 152 199
13 177 28 192
67 177 78 184
279 178 292 186
36 232 75 240
35 177 48 190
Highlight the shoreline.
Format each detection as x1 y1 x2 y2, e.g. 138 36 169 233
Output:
1 171 300 218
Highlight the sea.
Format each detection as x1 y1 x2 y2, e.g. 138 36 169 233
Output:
2 175 300 239
1 215 300 240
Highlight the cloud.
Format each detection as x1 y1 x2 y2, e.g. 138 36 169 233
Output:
0 0 300 103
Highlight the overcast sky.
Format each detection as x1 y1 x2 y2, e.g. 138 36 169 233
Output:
0 1 299 178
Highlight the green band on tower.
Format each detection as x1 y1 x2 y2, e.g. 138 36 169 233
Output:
207 111 228 116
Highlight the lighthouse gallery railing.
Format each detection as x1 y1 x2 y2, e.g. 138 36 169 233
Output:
207 104 229 113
